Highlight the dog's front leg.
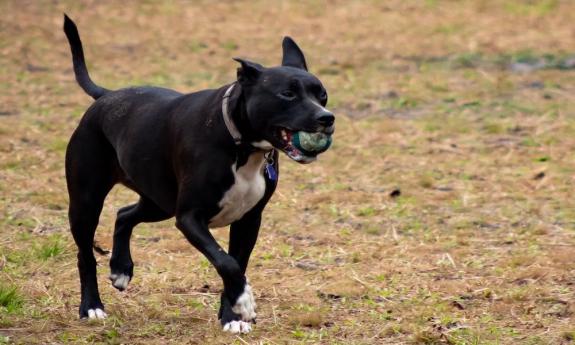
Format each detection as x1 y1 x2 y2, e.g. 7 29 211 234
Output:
229 209 261 273
217 209 262 325
175 211 255 333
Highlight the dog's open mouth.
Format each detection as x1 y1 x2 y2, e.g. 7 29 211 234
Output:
274 127 331 164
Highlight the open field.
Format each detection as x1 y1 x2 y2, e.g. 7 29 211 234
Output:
1 0 575 344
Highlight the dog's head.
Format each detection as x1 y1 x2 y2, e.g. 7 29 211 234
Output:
234 37 334 164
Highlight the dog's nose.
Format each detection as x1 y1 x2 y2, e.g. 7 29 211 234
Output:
316 111 335 127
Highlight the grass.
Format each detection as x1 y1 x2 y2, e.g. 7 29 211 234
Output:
0 0 574 344
34 235 65 260
0 285 23 314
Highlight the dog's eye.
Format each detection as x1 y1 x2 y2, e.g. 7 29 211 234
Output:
318 91 328 105
279 90 297 100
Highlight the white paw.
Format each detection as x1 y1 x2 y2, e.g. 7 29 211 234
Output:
223 320 252 334
110 273 130 290
231 282 257 321
87 308 107 319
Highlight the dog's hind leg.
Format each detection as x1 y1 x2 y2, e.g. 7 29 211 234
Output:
109 197 171 291
66 127 117 319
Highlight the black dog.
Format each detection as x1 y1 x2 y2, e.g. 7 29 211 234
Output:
63 15 334 333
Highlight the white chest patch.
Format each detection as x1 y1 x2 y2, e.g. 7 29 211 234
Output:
209 152 267 228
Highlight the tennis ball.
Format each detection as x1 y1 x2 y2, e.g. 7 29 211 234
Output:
292 131 332 155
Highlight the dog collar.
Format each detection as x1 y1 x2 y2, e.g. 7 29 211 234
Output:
222 83 277 180
222 83 242 145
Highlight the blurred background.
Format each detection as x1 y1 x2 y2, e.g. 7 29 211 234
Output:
1 1 574 344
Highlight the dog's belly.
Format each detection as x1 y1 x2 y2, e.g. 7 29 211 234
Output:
209 152 266 228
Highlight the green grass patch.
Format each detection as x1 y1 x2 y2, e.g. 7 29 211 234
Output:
0 284 24 313
504 0 559 16
34 235 65 260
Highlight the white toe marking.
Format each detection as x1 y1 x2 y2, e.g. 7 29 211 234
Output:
232 282 257 321
223 320 252 334
111 273 130 290
95 308 107 319
87 308 107 319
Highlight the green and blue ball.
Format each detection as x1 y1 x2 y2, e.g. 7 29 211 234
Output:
292 131 332 156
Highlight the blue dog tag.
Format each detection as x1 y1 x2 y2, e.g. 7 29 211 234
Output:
265 163 277 181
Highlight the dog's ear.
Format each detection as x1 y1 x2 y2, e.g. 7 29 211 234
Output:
281 36 308 71
233 58 264 85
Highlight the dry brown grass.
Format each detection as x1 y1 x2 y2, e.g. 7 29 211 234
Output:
1 0 575 344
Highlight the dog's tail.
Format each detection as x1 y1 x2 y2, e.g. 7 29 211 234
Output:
63 14 109 100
